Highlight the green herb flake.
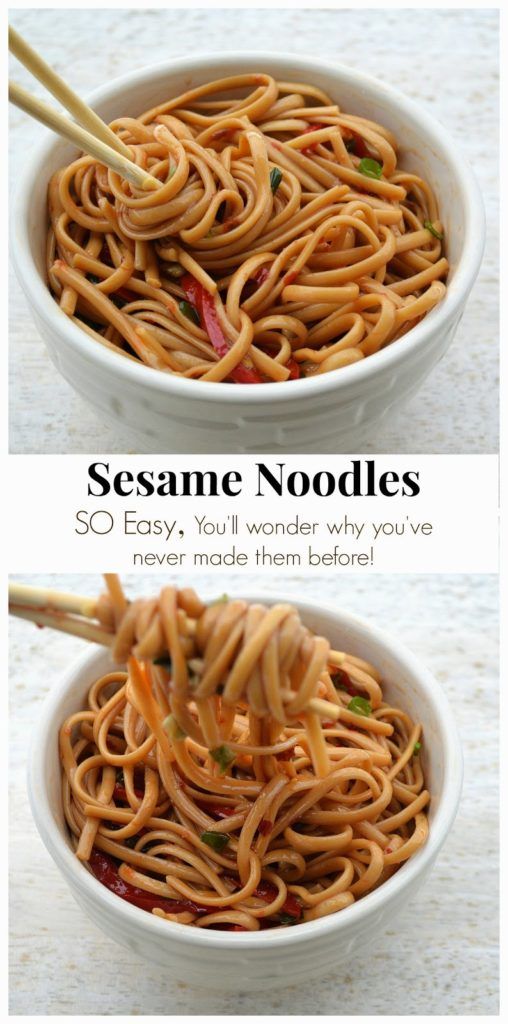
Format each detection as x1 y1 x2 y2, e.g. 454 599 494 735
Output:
413 741 422 753
210 744 236 773
270 167 283 193
424 220 444 240
358 157 383 180
278 912 298 926
212 593 229 605
163 713 186 742
347 695 372 717
200 830 231 852
178 300 200 325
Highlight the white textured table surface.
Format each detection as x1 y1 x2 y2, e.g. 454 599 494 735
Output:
9 573 498 1015
9 7 498 454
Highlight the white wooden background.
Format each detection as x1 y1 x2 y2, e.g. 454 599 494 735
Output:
9 573 498 1015
8 7 498 455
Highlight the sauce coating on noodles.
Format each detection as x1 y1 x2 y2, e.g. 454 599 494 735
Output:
47 74 447 382
60 584 429 929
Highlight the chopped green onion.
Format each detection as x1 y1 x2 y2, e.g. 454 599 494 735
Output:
153 654 172 670
413 741 422 753
347 696 372 717
210 744 236 773
168 167 176 179
270 167 283 193
179 300 200 325
424 220 444 240
358 157 383 180
163 714 186 741
200 831 231 852
278 912 298 925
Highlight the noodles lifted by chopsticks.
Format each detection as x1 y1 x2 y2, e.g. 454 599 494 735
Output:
60 582 430 929
47 74 448 383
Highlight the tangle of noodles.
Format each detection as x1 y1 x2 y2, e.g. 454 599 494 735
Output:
60 581 430 929
48 74 448 383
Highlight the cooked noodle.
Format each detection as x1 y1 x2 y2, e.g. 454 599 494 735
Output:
60 580 429 929
48 74 448 383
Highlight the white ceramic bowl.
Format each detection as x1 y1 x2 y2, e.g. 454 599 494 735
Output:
12 53 484 454
28 594 462 991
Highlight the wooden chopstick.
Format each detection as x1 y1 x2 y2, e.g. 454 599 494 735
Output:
9 24 133 160
8 581 114 646
9 604 114 647
8 582 346 724
9 81 160 192
8 582 98 619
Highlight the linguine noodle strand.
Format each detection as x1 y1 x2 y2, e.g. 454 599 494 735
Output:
60 578 430 929
48 75 447 383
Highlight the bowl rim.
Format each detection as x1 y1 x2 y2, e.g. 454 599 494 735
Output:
12 50 485 406
28 591 463 951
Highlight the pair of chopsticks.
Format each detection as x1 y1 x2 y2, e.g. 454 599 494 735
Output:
8 581 115 646
8 580 343 724
8 25 160 191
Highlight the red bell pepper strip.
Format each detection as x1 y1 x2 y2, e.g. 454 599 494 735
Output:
113 784 144 803
180 274 263 384
196 801 239 820
220 873 302 921
253 266 270 287
258 819 273 836
252 879 302 921
89 849 214 916
286 358 301 380
343 131 370 158
90 849 302 924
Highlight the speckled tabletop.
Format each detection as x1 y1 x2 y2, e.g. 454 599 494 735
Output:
9 573 499 1015
8 7 498 454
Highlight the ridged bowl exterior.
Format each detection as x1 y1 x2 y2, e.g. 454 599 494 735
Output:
28 595 462 990
12 54 484 453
